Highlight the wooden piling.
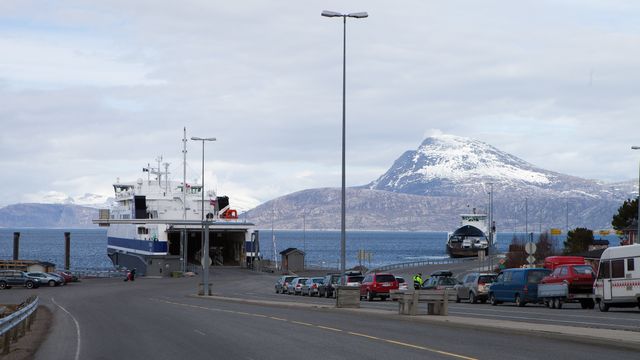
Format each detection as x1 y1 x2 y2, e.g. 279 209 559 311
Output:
13 232 20 260
64 232 71 270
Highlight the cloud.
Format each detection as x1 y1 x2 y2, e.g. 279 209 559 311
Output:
1 0 639 208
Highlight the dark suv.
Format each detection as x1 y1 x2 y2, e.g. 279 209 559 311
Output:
319 273 341 298
0 270 41 289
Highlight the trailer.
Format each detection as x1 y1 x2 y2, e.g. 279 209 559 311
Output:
538 282 595 309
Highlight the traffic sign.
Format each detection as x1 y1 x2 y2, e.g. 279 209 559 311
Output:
527 255 536 264
525 242 536 255
499 258 506 265
550 228 562 235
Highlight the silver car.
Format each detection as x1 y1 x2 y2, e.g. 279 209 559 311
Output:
455 272 497 304
301 277 324 296
286 277 308 295
27 272 63 287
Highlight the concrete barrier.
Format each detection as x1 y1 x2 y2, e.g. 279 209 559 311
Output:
335 286 360 308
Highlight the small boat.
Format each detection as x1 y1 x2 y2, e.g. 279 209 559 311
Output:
446 211 490 258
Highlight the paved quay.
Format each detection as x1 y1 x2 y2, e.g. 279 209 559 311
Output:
2 267 639 359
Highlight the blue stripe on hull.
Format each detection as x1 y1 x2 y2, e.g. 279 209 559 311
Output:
108 236 168 253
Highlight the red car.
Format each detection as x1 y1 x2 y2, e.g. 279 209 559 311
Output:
359 273 399 301
540 264 595 294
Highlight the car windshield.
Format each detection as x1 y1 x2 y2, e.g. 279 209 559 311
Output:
573 265 594 275
527 270 550 283
331 275 341 283
313 278 324 283
478 275 496 283
347 276 364 283
439 277 458 285
396 277 405 283
376 275 395 282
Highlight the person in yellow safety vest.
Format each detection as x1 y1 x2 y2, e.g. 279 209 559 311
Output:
413 273 423 289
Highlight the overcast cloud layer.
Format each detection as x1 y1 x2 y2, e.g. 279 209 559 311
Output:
1 1 639 210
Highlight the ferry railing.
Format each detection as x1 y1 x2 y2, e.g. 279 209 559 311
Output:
0 296 38 355
370 257 471 273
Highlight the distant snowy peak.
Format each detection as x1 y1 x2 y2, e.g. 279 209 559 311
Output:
367 135 560 195
414 135 552 184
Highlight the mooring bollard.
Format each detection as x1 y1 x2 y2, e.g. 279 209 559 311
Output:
65 232 71 270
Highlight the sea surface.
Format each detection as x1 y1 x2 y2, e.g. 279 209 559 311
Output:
1 228 615 270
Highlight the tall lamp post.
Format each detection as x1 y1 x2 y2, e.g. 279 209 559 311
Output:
191 136 216 296
321 9 368 285
632 146 640 244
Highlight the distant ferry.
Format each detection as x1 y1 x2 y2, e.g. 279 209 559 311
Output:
96 132 258 276
446 210 490 258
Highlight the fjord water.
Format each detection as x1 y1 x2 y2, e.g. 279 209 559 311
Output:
1 228 588 270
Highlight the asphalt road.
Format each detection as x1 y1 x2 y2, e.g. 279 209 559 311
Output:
1 268 638 360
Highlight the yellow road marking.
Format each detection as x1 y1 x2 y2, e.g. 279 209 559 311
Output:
316 325 342 332
348 332 380 340
292 321 314 326
154 298 477 360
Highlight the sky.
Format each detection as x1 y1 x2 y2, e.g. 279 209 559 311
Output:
1 1 640 211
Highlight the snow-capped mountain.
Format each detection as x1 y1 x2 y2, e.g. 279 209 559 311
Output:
246 135 635 231
367 134 611 199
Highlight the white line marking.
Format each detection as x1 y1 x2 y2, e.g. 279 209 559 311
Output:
51 297 81 360
194 329 206 336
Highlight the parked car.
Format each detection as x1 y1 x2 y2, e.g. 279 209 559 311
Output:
489 268 551 307
47 272 66 285
27 272 63 287
344 274 364 287
455 272 497 303
0 270 41 289
421 276 459 290
319 273 341 298
275 275 296 294
57 271 78 283
360 273 399 301
287 277 308 295
302 277 325 296
396 276 409 291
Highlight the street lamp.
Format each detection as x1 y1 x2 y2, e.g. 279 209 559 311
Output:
632 146 640 244
321 9 368 285
191 136 216 296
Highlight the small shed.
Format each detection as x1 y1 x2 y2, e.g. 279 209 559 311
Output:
279 248 305 273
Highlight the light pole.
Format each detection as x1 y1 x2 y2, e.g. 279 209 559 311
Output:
191 136 216 296
321 9 368 285
632 146 640 244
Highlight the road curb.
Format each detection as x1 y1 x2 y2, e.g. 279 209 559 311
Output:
189 294 640 351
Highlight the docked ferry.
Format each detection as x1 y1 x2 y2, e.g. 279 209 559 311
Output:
446 211 491 258
96 138 258 276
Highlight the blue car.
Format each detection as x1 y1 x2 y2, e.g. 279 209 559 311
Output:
488 268 551 307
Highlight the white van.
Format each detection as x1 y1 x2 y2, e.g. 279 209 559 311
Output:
593 244 640 312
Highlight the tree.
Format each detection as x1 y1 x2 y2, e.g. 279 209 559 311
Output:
505 236 527 269
535 232 556 260
563 227 594 254
612 198 638 231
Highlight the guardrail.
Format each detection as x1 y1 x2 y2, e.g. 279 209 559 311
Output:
1 296 39 355
371 257 470 272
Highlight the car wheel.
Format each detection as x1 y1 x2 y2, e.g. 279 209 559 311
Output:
26 281 34 289
515 295 525 307
553 298 562 309
580 300 589 309
469 292 477 304
0 281 6 290
598 300 609 312
367 291 373 301
490 293 498 306
49 280 56 287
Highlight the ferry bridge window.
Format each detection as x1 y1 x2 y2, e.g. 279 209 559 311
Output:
611 259 625 278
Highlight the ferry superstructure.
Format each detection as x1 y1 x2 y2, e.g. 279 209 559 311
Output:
97 143 257 276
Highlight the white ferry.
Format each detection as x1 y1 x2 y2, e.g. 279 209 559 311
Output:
446 210 491 258
96 134 258 276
